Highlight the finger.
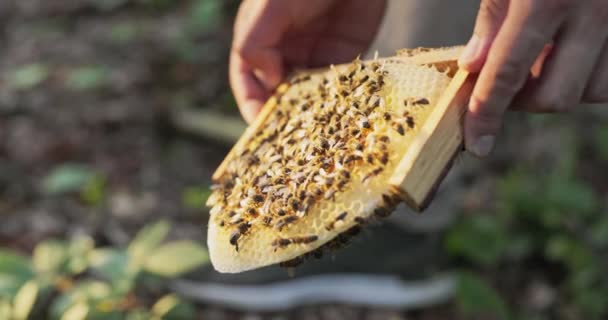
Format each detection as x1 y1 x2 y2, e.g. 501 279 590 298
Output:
465 1 564 157
229 52 269 124
584 41 608 103
513 15 608 112
232 0 287 90
459 0 509 72
530 44 553 78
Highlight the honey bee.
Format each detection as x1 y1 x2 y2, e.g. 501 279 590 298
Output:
393 123 405 136
415 98 430 105
275 216 298 231
354 216 367 224
272 238 292 249
363 168 384 183
326 212 349 231
367 154 374 164
373 207 391 218
262 216 273 226
291 235 319 245
280 256 304 268
382 194 396 207
380 152 389 165
229 222 251 252
247 208 258 217
341 170 351 179
403 113 415 129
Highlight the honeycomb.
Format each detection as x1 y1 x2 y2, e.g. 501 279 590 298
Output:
207 56 453 273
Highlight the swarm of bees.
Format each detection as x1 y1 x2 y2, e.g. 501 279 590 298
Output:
207 54 453 273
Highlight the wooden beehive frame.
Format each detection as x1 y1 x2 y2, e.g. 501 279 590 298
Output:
212 46 474 211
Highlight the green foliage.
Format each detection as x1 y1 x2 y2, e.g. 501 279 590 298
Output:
43 164 98 195
0 221 207 319
456 272 509 320
144 241 209 277
446 215 508 266
89 249 134 293
80 176 107 207
9 63 49 90
189 0 223 32
181 186 211 210
449 131 607 318
151 294 196 319
0 250 34 296
13 280 39 320
127 220 171 267
42 164 107 206
33 240 69 275
0 298 12 319
66 66 110 91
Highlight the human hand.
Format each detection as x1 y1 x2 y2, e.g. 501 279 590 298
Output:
459 0 608 157
230 0 386 123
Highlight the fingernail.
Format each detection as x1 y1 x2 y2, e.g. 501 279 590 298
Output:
469 135 495 157
459 35 482 68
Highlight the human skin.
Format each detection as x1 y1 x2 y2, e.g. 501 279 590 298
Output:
229 0 387 123
230 0 608 156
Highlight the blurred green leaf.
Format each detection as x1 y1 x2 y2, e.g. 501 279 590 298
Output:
181 186 211 210
144 241 208 277
9 63 49 89
0 297 11 319
0 249 34 295
545 178 597 218
66 66 110 91
126 309 152 320
499 169 544 218
128 220 170 266
43 164 98 195
51 281 112 320
189 0 222 32
445 215 508 266
456 272 510 320
33 240 69 275
572 288 608 319
66 236 95 275
88 249 134 293
80 175 106 207
152 294 196 319
545 236 593 270
13 280 39 320
61 301 89 320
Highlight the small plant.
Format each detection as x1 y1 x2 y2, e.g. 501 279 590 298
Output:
0 221 208 319
447 128 608 319
8 63 49 90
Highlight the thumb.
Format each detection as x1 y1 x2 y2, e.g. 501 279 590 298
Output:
459 0 510 72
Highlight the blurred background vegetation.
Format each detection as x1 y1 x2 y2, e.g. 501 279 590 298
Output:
0 0 607 319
